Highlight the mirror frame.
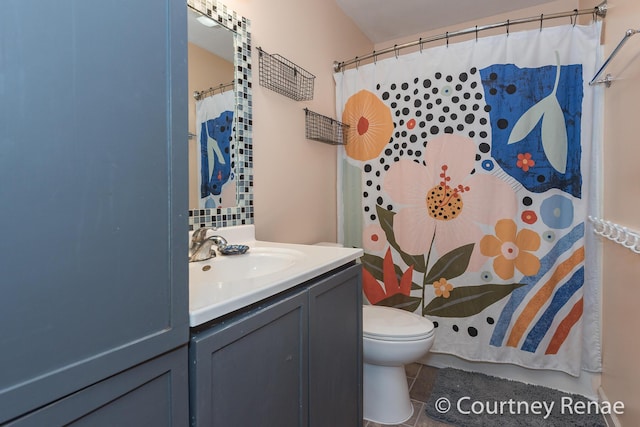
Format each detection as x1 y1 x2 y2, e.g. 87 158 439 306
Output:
187 0 253 229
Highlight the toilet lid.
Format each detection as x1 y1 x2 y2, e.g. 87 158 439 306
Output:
363 305 434 341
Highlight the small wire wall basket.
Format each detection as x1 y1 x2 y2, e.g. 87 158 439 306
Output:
304 109 349 145
258 47 315 101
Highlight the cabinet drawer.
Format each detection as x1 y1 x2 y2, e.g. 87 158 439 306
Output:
8 346 189 427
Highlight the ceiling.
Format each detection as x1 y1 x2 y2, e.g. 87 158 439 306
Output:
190 1 564 62
335 0 558 44
187 8 235 62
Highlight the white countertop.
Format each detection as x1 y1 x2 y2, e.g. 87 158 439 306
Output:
188 226 363 326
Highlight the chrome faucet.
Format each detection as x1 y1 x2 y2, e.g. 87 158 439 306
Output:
189 227 228 262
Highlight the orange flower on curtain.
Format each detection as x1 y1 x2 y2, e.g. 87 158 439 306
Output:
433 278 453 298
342 90 394 161
362 247 414 304
480 219 541 280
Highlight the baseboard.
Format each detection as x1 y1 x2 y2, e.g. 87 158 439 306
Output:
598 387 622 427
420 352 601 400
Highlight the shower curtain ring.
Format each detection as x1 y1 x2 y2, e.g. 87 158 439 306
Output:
540 14 544 32
394 45 399 59
606 221 616 238
615 225 628 243
506 20 510 36
355 56 360 70
623 233 638 249
373 51 377 65
419 38 423 53
475 26 479 42
446 32 449 47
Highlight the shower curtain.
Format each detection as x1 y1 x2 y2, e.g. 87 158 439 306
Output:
196 90 236 209
335 24 602 376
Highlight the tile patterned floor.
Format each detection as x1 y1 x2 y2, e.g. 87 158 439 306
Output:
364 363 455 427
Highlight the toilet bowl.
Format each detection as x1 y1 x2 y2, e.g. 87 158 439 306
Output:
362 305 435 425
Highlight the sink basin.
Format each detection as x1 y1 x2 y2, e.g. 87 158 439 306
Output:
189 247 305 285
188 225 364 326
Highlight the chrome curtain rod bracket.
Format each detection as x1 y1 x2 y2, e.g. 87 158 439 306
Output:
333 1 608 73
596 1 608 18
589 28 639 87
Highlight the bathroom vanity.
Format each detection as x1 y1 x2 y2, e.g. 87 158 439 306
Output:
187 226 364 427
184 0 364 422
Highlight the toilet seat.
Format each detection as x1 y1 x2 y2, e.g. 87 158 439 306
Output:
363 305 434 342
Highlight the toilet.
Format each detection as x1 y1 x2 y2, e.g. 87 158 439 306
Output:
362 304 435 425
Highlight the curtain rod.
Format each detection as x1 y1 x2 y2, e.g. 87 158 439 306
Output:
589 28 639 86
193 81 235 100
333 1 608 72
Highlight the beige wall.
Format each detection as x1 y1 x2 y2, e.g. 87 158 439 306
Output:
187 42 234 208
222 0 372 244
596 0 640 424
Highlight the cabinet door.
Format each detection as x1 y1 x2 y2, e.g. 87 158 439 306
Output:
7 346 188 427
190 291 308 427
308 264 363 427
0 0 189 422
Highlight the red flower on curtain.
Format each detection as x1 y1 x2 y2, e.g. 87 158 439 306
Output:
516 153 535 172
362 248 414 304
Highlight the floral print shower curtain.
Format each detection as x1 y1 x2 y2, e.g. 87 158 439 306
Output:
335 24 602 375
196 90 236 209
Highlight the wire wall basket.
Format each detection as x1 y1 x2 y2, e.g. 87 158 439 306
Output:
258 47 315 101
304 109 349 145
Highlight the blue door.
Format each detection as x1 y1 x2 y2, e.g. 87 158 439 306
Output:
0 0 189 421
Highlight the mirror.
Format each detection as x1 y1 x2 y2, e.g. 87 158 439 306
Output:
188 6 234 209
186 0 253 229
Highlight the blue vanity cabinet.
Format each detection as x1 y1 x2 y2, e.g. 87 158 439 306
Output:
189 289 310 427
308 264 363 427
0 0 189 424
189 263 363 427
